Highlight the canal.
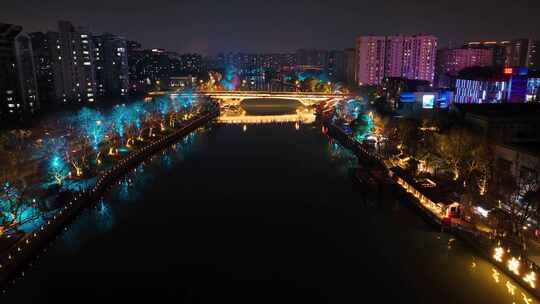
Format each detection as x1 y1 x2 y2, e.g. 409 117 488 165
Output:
2 107 536 303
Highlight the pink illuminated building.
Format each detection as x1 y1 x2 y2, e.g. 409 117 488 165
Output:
438 48 493 77
356 35 437 86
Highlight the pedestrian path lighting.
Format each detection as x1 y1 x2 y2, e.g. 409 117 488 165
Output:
524 271 536 288
494 246 504 262
508 257 521 275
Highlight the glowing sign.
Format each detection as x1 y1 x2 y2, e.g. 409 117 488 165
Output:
504 68 513 75
399 92 416 103
422 94 435 109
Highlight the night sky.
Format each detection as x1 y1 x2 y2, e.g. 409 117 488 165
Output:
2 0 539 55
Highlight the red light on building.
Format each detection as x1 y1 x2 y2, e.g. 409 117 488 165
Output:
504 68 513 75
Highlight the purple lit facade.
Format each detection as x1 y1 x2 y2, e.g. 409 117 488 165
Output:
356 35 437 86
437 48 493 87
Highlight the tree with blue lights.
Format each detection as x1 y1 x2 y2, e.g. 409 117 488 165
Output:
153 97 171 131
111 105 128 140
77 107 107 151
44 137 71 185
221 66 239 91
122 102 144 146
0 181 41 235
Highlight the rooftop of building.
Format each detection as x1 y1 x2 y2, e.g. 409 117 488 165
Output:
456 66 529 81
500 141 540 158
529 70 540 78
454 103 540 119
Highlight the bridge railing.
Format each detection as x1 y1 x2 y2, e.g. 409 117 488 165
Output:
149 90 354 98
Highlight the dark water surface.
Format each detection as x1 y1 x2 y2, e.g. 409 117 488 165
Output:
2 121 535 303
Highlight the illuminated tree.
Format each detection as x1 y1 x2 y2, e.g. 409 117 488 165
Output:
45 138 71 185
220 66 239 91
111 105 128 140
302 77 319 92
488 161 540 254
77 107 107 151
438 127 491 183
121 102 145 146
350 114 374 142
397 119 422 158
0 181 41 235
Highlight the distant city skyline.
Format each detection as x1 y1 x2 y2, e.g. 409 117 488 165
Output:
2 0 540 55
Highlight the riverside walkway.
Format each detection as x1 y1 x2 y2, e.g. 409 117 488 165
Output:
0 108 219 289
321 114 540 300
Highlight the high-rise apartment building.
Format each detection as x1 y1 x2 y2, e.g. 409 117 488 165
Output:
356 36 386 86
436 48 493 87
58 20 97 103
93 33 129 98
0 23 39 119
31 21 132 103
463 39 539 71
356 35 438 86
29 31 65 105
14 34 39 113
327 50 345 82
295 49 328 69
216 52 297 76
344 48 357 86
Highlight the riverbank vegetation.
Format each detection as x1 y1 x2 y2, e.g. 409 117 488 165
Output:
0 95 215 237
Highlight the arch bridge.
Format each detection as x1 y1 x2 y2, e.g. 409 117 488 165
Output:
203 91 352 106
151 90 353 106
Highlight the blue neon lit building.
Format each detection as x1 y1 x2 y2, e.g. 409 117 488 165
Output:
454 67 531 103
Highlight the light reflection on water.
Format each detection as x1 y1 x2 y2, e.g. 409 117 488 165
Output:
7 110 539 303
54 129 202 253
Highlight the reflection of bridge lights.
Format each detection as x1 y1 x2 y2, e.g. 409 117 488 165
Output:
523 292 533 304
506 280 516 296
492 268 500 283
218 113 316 125
295 122 300 130
243 125 247 132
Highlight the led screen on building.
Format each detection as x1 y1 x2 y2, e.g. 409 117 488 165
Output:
422 94 435 109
